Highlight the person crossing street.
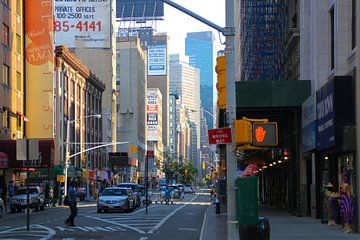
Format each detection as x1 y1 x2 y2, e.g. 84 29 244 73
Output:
65 181 78 227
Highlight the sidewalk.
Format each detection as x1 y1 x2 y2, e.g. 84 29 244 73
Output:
201 204 360 240
200 202 227 240
261 206 360 240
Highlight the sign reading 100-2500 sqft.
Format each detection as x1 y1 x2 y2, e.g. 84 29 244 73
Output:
208 128 232 145
54 0 111 48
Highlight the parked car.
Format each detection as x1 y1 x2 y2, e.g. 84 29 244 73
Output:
117 183 141 207
184 185 195 194
97 187 136 213
10 186 45 213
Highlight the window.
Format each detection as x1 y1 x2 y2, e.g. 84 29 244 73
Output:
16 34 21 54
17 115 22 130
352 0 356 49
2 24 9 47
330 7 335 70
2 109 9 128
16 72 21 91
16 0 21 15
2 64 9 86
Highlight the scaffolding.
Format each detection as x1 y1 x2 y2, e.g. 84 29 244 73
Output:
240 0 288 81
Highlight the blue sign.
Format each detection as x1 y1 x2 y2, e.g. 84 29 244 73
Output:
316 79 335 150
302 94 317 152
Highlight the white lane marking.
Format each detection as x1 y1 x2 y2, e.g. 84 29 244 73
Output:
56 226 75 232
139 237 148 240
75 226 90 232
0 224 56 240
147 194 198 234
85 215 146 234
85 226 99 232
199 210 207 240
87 210 97 213
178 227 199 231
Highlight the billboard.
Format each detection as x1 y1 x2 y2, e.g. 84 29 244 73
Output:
147 89 159 141
25 0 54 138
54 0 111 48
148 46 166 76
116 0 164 21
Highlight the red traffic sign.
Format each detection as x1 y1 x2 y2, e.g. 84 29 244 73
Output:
208 128 232 145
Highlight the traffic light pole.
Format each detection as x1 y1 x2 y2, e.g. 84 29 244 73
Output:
160 1 237 238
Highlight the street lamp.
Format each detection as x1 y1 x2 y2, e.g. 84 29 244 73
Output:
188 108 217 124
64 114 101 196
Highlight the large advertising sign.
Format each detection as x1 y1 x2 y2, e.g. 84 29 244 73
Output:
148 46 166 76
116 0 164 21
54 0 111 48
25 0 54 138
147 90 158 141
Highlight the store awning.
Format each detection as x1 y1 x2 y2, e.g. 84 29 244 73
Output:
0 152 9 168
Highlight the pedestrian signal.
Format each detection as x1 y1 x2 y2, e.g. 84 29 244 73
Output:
252 122 278 147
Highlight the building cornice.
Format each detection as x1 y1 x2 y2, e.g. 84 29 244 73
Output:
55 45 106 91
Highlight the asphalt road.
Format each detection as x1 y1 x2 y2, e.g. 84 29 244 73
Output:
0 193 211 240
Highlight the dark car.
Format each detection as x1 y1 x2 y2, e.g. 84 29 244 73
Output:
117 183 141 207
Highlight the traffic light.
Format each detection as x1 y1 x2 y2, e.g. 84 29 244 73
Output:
234 119 252 145
252 122 278 147
216 55 226 109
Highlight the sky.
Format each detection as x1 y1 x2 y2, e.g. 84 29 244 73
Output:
155 0 226 55
156 0 226 107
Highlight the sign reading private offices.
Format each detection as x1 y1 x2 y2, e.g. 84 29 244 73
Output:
148 46 166 76
208 128 232 145
54 0 110 48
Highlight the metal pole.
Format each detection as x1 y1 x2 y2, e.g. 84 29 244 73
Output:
145 144 150 214
26 139 30 231
65 119 70 196
225 0 238 239
86 159 90 200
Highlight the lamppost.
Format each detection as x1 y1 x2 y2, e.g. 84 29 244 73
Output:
64 114 101 196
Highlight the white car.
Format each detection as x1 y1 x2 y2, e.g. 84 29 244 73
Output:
97 187 136 213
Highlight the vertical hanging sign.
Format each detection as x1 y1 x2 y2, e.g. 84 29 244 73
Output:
25 0 54 138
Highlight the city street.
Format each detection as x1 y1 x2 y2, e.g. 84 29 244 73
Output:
0 193 210 240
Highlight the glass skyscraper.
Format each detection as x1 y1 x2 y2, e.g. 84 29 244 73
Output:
185 31 215 129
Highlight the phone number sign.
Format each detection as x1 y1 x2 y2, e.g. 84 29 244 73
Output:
208 128 232 145
54 0 110 48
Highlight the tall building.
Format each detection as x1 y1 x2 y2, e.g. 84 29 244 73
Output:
146 88 163 180
54 45 105 181
169 54 201 173
147 33 170 154
116 36 147 183
58 0 118 160
300 0 358 227
185 31 215 129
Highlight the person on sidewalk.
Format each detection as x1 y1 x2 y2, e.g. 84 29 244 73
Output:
340 184 355 233
65 181 78 227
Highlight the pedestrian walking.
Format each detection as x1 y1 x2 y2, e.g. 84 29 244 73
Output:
64 181 78 227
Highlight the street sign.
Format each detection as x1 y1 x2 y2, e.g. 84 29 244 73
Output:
208 128 232 145
57 175 65 183
16 139 39 160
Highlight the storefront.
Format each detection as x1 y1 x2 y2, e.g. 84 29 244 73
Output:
315 76 356 231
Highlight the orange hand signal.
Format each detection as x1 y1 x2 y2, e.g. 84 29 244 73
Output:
255 126 266 142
